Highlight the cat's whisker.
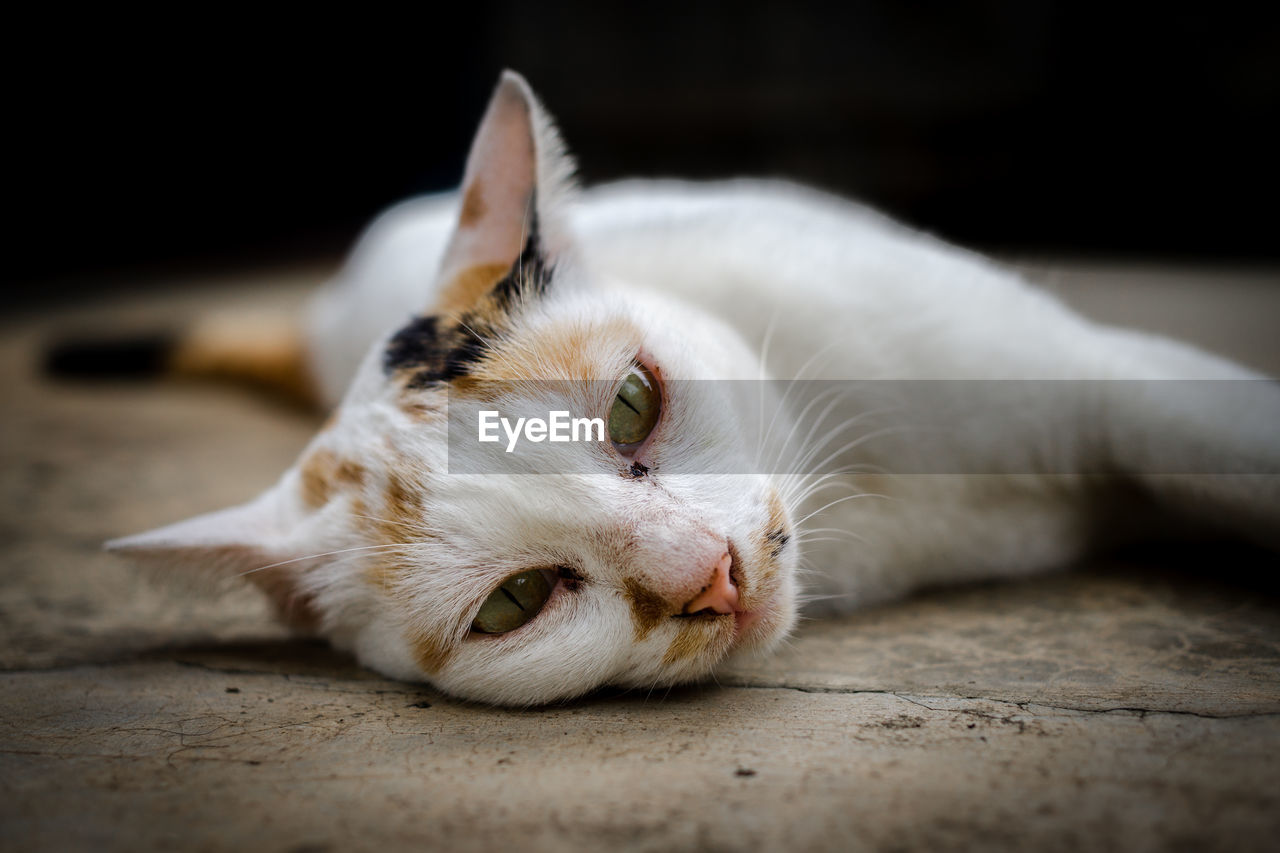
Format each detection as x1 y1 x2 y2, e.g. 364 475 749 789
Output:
517 203 531 280
795 537 863 549
757 338 846 466
778 468 878 509
784 412 896 479
794 525 862 537
792 492 885 529
453 316 503 354
753 312 839 467
768 387 850 472
795 591 856 607
792 484 882 516
777 432 865 487
757 309 781 382
775 460 848 493
350 513 427 533
784 476 860 506
787 423 913 485
798 476 898 510
236 543 417 578
794 529 865 545
754 309 783 465
797 527 869 549
759 386 846 474
788 402 888 472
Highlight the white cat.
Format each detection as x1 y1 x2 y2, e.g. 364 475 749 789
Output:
109 71 1280 706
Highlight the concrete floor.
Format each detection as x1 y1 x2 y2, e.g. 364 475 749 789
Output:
2 261 1279 852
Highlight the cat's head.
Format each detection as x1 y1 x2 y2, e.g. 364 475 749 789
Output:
111 72 800 705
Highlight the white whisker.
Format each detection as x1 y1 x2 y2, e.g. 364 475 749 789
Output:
236 543 418 578
351 513 422 532
793 492 884 528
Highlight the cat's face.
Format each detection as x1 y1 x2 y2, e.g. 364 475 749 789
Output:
110 72 799 705
307 281 798 704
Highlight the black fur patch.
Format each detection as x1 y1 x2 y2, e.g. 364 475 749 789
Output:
383 315 441 374
490 211 551 311
383 312 500 389
383 219 553 389
765 527 791 558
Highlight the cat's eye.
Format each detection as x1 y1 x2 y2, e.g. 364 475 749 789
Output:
608 364 661 454
471 569 554 634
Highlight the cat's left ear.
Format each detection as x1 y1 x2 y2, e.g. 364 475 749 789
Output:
106 488 321 629
432 70 577 314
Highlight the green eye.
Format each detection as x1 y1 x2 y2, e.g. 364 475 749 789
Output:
608 364 661 453
471 569 553 634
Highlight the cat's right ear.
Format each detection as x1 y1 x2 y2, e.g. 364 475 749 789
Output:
432 70 576 315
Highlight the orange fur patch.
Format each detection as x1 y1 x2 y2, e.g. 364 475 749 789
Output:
764 489 789 557
458 181 488 228
662 618 725 664
471 316 644 383
380 469 421 538
361 550 399 592
623 578 669 641
443 315 646 409
355 463 438 589
436 262 513 316
299 449 367 509
739 489 791 608
410 628 455 674
401 399 444 422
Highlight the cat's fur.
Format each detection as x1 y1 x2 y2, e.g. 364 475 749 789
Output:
110 72 1280 706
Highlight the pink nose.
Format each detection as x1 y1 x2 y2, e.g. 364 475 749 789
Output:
682 552 739 615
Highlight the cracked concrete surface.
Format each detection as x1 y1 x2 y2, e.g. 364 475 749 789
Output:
3 262 1279 851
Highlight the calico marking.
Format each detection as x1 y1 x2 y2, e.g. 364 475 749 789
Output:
622 577 669 641
383 220 554 391
737 491 791 604
436 261 512 317
490 210 552 309
625 576 735 665
763 491 792 559
383 314 492 388
411 626 456 675
662 618 727 665
458 181 488 228
299 448 367 509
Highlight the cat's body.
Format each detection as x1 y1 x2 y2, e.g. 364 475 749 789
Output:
309 177 1278 607
111 72 1280 705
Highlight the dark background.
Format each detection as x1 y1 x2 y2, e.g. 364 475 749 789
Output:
10 3 1279 306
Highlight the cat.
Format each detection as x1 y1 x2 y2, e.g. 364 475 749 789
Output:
106 71 1280 706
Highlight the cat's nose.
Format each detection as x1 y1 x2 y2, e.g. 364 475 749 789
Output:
681 552 738 615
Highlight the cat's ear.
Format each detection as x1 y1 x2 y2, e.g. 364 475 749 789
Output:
106 488 321 629
433 70 576 314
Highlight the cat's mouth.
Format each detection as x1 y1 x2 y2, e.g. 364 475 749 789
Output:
733 606 764 636
673 594 776 645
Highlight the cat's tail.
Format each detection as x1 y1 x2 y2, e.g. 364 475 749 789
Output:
44 313 320 409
